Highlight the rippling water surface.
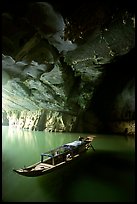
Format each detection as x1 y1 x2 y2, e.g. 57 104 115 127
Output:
2 126 135 202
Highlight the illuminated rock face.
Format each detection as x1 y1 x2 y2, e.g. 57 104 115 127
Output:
5 110 76 132
2 1 135 134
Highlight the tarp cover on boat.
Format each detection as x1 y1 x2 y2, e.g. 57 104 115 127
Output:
64 141 83 147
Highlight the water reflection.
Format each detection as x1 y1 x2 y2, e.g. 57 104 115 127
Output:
5 127 69 151
7 127 37 145
2 126 135 202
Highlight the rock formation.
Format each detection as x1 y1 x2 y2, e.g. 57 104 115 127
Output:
2 0 135 135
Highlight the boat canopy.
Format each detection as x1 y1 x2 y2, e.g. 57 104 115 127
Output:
41 153 53 157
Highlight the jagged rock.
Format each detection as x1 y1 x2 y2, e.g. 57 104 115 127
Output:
2 1 135 134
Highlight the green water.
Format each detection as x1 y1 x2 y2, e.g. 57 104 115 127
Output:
2 126 135 202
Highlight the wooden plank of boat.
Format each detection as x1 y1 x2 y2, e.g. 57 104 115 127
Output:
13 136 95 177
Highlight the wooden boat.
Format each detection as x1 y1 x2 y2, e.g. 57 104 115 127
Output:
13 136 95 177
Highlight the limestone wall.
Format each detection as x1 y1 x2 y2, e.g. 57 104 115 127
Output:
5 109 76 132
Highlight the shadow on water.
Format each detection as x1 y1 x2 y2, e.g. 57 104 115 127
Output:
38 149 135 202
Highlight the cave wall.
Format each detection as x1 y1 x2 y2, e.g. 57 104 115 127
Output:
4 109 76 132
2 0 135 135
81 50 135 135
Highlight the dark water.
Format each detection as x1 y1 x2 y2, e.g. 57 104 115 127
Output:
2 126 135 202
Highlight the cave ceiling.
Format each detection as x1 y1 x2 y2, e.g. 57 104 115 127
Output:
2 0 135 116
